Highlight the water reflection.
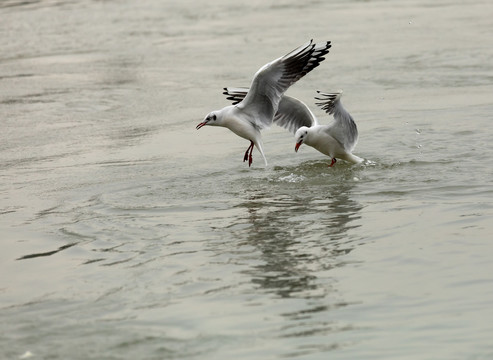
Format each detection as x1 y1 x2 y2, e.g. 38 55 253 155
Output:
235 164 363 299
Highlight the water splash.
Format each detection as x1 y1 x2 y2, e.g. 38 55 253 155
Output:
362 159 377 166
278 173 306 183
19 351 34 359
415 128 423 157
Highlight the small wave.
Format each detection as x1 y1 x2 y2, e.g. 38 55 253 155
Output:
277 173 306 183
16 242 77 261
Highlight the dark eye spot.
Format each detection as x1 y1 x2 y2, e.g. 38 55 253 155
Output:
213 114 217 120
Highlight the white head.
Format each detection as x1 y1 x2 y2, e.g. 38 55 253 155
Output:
294 126 310 152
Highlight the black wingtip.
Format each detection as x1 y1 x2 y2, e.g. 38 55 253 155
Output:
314 91 342 114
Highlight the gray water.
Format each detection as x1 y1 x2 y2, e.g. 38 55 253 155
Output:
1 0 493 359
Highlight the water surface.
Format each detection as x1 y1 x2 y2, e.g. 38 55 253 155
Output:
1 0 493 359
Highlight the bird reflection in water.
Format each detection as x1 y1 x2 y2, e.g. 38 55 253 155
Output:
236 166 363 299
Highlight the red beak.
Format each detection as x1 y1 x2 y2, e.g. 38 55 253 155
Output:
196 122 207 130
295 141 302 152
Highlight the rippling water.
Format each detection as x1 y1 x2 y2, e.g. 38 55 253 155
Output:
2 0 493 359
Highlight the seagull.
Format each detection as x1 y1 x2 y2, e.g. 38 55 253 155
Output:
223 89 363 167
196 40 331 167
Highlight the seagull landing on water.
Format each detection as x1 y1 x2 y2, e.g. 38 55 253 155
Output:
196 40 331 167
295 91 363 167
223 89 363 167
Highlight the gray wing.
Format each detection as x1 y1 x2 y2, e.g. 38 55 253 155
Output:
237 40 331 130
223 87 318 134
275 96 319 133
315 91 358 152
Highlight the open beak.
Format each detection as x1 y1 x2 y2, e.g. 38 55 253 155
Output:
196 121 208 130
295 141 302 152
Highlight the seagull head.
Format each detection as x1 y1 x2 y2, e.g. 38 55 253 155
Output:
196 112 218 130
294 127 309 152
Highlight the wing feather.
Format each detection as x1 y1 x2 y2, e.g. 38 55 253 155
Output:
315 91 358 152
236 40 331 130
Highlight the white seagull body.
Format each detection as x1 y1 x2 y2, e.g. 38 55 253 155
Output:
196 40 331 167
223 88 363 167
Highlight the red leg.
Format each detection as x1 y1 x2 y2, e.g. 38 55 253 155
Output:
248 142 254 167
328 158 337 167
243 141 254 166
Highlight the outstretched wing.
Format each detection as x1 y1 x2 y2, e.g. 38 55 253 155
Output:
237 40 331 130
315 91 358 152
223 87 318 134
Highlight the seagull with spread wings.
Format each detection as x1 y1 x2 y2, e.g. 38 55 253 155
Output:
223 88 363 167
196 40 331 167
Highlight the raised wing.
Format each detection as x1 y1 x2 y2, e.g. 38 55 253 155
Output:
237 40 331 130
315 91 358 152
223 87 318 134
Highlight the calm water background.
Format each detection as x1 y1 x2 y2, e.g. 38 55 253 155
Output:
1 0 493 359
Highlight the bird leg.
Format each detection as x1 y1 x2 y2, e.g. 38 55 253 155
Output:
248 141 254 167
243 141 254 167
243 142 252 162
328 158 337 167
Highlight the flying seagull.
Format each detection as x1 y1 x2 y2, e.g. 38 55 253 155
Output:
196 40 331 167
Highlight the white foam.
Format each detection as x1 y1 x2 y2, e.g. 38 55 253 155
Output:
278 173 306 183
